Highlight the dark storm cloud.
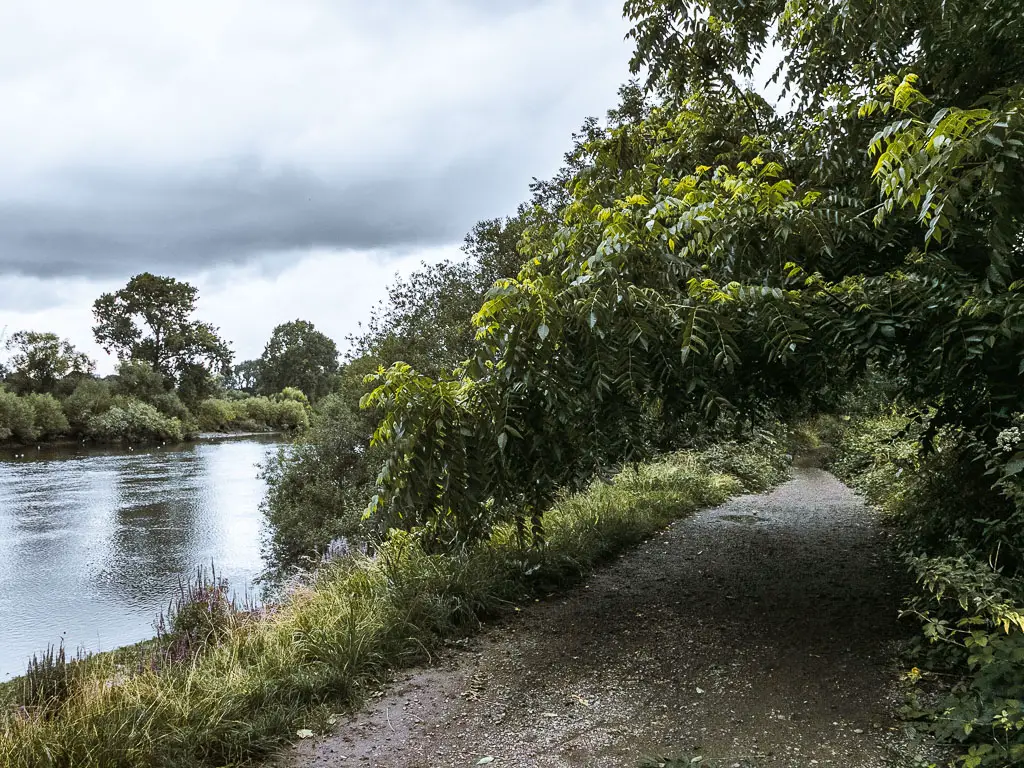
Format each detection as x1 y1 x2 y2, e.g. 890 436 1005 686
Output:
0 0 632 280
0 160 518 278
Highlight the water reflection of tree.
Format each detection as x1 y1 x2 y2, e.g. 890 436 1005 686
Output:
102 441 273 609
104 448 206 607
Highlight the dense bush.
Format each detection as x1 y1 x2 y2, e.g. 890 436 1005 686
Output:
61 379 113 431
263 392 379 569
151 391 191 422
826 413 1024 767
193 394 309 434
240 396 274 426
0 377 312 444
0 389 37 443
24 394 69 440
86 400 185 444
271 398 308 431
195 398 241 432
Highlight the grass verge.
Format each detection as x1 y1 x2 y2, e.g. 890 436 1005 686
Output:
1 438 788 768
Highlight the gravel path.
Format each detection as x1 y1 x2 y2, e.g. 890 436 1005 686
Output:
281 468 909 767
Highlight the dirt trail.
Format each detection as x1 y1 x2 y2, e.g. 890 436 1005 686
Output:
282 468 909 767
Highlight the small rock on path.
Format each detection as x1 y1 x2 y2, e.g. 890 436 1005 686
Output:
280 468 908 767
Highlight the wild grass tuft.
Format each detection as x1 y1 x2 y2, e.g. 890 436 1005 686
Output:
0 441 787 768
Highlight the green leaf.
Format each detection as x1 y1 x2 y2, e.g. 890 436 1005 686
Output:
1003 453 1024 477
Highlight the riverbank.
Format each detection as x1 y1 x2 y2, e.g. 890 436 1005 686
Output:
0 384 309 450
0 437 788 768
1 428 287 453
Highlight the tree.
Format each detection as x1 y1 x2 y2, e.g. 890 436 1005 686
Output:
92 273 233 390
113 360 168 402
262 390 382 567
3 331 94 395
351 216 528 376
257 320 339 402
364 0 1024 549
230 359 262 394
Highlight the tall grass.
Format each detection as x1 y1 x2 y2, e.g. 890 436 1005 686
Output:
0 442 787 768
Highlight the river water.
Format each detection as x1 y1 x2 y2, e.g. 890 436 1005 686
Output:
0 435 281 680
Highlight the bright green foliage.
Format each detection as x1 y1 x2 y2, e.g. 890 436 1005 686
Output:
24 394 69 440
193 394 310 434
61 379 114 431
86 400 185 444
363 365 501 547
0 389 37 443
276 387 310 407
195 399 240 432
256 320 339 402
364 94 824 545
239 396 276 426
273 399 309 431
362 0 1024 565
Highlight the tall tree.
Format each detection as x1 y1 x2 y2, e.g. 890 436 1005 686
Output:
3 331 94 394
92 273 232 389
367 0 1024 543
230 359 262 394
257 320 339 401
351 216 528 376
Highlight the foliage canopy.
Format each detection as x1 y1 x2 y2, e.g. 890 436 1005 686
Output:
92 273 232 395
256 320 339 402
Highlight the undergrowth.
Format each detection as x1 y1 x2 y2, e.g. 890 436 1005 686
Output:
0 438 787 768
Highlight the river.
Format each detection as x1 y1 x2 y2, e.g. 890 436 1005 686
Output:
0 435 281 680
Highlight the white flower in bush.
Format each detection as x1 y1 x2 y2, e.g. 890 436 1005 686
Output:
996 426 1022 453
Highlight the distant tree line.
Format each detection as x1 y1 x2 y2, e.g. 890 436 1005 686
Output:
0 272 351 444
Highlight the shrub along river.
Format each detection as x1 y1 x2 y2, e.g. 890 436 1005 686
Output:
0 435 281 680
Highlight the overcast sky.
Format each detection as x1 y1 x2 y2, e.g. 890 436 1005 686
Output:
0 0 634 373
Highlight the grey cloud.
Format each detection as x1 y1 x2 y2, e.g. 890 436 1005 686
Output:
0 158 525 278
0 0 632 280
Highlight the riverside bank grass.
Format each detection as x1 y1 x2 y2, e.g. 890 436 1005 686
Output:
0 442 787 768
